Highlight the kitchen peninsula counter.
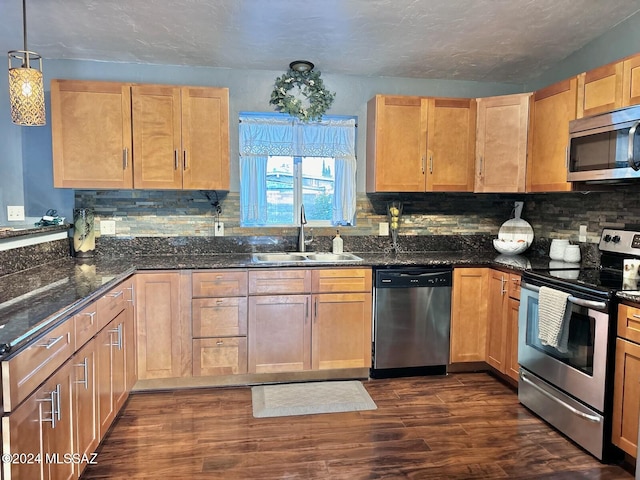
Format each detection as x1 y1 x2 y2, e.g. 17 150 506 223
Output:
0 250 563 357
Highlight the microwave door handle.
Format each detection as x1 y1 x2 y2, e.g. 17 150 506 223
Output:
628 120 640 171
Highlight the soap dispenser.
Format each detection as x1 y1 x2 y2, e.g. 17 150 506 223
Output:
332 230 343 254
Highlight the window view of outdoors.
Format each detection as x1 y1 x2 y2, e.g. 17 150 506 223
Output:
266 156 335 225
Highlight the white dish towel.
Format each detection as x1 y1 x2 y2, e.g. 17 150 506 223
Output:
537 286 571 353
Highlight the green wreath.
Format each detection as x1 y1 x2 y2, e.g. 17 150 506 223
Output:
269 69 335 122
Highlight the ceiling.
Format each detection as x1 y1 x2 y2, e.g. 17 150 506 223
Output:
2 0 640 84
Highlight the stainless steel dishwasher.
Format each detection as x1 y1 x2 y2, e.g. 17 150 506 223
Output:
370 267 452 378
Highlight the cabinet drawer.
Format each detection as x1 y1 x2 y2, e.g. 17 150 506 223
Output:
508 273 521 300
97 285 126 330
249 269 311 295
74 302 98 351
192 297 247 337
193 337 247 376
618 304 640 344
192 270 248 297
2 319 74 412
311 268 372 293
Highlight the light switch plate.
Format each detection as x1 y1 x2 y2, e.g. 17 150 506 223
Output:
379 222 389 236
214 221 224 237
100 220 116 235
7 205 25 221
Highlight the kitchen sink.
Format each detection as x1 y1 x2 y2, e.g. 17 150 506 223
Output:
251 252 363 264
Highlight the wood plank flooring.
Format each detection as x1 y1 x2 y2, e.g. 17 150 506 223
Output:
80 373 634 479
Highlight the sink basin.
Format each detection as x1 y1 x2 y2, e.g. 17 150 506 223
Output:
252 253 308 263
304 253 363 262
251 252 363 264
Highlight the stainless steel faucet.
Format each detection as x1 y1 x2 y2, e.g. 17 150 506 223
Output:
298 204 312 252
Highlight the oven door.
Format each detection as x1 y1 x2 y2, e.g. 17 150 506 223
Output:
518 282 609 412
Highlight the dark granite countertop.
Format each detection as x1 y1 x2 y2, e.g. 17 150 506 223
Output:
0 249 583 358
0 224 70 240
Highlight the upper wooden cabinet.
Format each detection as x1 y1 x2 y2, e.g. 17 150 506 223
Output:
526 77 577 192
52 80 133 189
577 61 624 118
51 79 230 190
475 92 531 193
576 53 640 117
366 94 476 193
132 84 229 190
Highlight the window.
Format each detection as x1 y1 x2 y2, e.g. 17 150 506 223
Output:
239 113 357 227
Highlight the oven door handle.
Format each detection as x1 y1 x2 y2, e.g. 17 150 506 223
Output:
519 371 602 423
521 283 607 310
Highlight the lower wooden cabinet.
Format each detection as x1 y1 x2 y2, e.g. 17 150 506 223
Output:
486 270 521 381
193 337 248 376
247 268 373 375
73 340 99 478
248 294 311 373
612 303 640 457
2 360 76 480
450 268 488 362
96 312 127 436
135 272 188 380
312 293 372 370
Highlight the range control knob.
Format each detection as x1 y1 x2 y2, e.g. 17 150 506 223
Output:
612 235 621 243
603 234 612 242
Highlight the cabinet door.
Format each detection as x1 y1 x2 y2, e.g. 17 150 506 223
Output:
132 84 183 189
181 86 230 190
312 293 372 370
486 270 509 372
612 337 640 456
577 61 623 118
123 279 137 392
73 341 99 478
623 53 640 107
618 304 640 344
427 97 476 192
42 363 76 480
51 79 133 189
505 297 520 381
2 389 45 480
135 272 185 379
96 322 116 436
366 95 428 192
527 77 577 192
248 295 311 373
450 268 488 362
475 93 530 193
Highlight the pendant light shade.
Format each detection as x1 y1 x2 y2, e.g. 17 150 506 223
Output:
8 0 45 126
8 51 45 126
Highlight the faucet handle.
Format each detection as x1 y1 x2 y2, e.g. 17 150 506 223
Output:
305 228 314 245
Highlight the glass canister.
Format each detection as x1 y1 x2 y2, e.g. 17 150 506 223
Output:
73 208 95 257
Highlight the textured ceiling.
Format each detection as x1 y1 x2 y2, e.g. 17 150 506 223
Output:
2 0 640 83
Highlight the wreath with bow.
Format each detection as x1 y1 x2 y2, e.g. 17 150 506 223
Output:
270 68 335 122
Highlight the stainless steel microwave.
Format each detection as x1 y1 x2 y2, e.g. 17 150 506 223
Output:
568 104 640 183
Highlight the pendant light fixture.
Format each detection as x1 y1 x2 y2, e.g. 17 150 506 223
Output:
8 0 45 126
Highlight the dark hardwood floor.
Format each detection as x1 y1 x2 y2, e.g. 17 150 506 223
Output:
80 373 634 479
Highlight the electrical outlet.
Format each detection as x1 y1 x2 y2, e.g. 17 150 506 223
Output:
214 221 224 237
7 206 25 221
579 224 587 242
379 222 389 236
100 220 116 235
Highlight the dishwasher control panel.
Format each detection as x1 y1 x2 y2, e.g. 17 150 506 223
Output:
375 268 452 288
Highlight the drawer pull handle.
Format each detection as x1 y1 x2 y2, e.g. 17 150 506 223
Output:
216 341 224 346
216 299 224 304
125 285 135 304
110 324 123 350
74 357 89 389
632 314 640 320
38 335 65 350
105 290 123 299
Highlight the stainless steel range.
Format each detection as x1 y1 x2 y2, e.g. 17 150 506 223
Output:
518 228 640 461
